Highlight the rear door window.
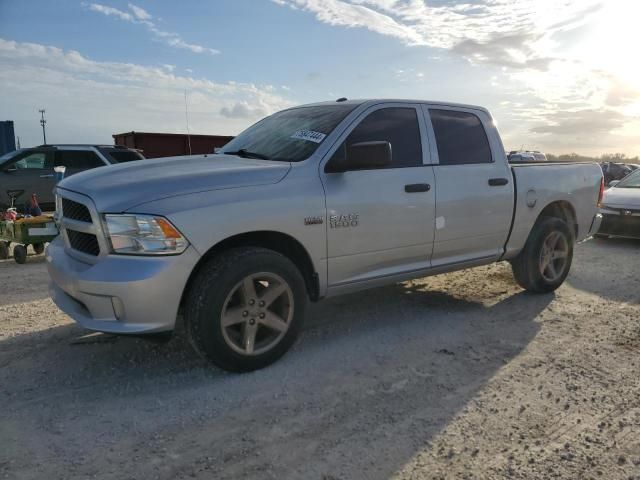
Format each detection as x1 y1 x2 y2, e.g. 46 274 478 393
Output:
429 109 492 165
55 151 105 170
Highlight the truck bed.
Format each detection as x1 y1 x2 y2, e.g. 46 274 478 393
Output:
503 162 603 260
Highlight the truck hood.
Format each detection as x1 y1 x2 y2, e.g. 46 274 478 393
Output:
58 154 291 212
602 187 640 209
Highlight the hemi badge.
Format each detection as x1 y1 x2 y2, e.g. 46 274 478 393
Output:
304 216 324 225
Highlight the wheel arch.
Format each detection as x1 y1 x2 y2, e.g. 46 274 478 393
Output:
181 231 320 310
536 200 578 238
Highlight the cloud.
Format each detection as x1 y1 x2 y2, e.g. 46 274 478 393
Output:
272 0 601 69
220 101 269 119
86 3 133 21
83 2 220 55
0 38 291 146
530 109 627 136
605 77 640 108
128 3 151 20
452 33 555 70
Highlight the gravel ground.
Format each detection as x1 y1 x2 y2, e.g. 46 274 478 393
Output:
1 238 639 480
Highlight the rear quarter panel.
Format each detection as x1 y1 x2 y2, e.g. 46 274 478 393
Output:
505 162 602 259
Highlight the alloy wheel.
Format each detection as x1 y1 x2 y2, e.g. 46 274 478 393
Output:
220 272 294 356
538 230 569 283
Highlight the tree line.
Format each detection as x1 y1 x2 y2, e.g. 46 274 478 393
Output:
546 153 640 163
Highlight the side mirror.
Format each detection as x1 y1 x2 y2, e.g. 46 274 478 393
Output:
326 141 392 173
608 180 620 187
3 164 17 173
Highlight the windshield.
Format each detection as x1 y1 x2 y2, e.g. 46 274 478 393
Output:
221 104 356 162
616 169 640 188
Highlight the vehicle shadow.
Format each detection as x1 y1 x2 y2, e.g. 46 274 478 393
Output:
567 237 640 304
0 274 552 480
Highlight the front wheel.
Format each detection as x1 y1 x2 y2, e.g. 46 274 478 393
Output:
184 247 307 372
511 217 574 293
32 243 45 255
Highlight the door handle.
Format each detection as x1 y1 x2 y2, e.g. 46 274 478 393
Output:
405 183 431 193
40 174 54 178
488 178 509 186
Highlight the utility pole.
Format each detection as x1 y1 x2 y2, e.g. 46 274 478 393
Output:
184 90 192 155
39 109 47 144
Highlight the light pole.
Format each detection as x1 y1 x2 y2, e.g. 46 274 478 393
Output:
39 109 47 144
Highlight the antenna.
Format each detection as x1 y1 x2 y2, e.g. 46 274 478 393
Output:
39 109 47 144
16 136 21 149
184 90 192 155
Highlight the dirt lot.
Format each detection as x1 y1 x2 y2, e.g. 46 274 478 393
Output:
1 238 639 480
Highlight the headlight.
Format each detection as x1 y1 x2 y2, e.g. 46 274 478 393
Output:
104 214 188 255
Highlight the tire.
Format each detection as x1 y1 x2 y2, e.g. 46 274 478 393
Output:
13 244 27 264
32 243 45 255
184 247 308 372
0 242 8 260
511 217 574 293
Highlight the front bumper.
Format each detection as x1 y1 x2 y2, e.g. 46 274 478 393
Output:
46 236 201 334
598 207 640 239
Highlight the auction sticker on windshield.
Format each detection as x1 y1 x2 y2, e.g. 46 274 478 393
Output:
291 129 326 143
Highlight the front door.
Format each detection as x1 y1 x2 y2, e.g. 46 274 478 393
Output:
321 105 436 287
0 150 55 209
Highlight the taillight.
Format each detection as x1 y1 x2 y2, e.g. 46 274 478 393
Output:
597 176 604 207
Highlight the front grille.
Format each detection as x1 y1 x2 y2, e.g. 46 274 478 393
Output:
62 198 92 223
599 213 640 237
67 230 100 256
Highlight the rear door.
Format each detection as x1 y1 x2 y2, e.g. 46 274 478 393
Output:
0 150 55 208
54 149 107 177
321 103 436 287
423 106 514 266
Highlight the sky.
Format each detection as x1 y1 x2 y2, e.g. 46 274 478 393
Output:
0 0 638 156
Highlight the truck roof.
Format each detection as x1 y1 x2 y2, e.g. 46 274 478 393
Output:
292 98 490 115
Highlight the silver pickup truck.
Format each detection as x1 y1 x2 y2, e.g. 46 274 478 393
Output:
47 99 604 372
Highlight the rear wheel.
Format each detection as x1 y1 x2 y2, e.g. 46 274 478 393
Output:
0 242 9 260
184 247 307 372
511 217 573 293
32 243 45 255
13 244 27 264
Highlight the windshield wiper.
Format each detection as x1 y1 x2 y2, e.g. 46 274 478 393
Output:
223 149 270 160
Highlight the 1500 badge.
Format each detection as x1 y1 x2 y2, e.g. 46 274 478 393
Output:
330 214 359 228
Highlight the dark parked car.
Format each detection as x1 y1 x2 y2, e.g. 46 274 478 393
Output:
598 168 640 239
600 162 638 185
0 145 144 211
